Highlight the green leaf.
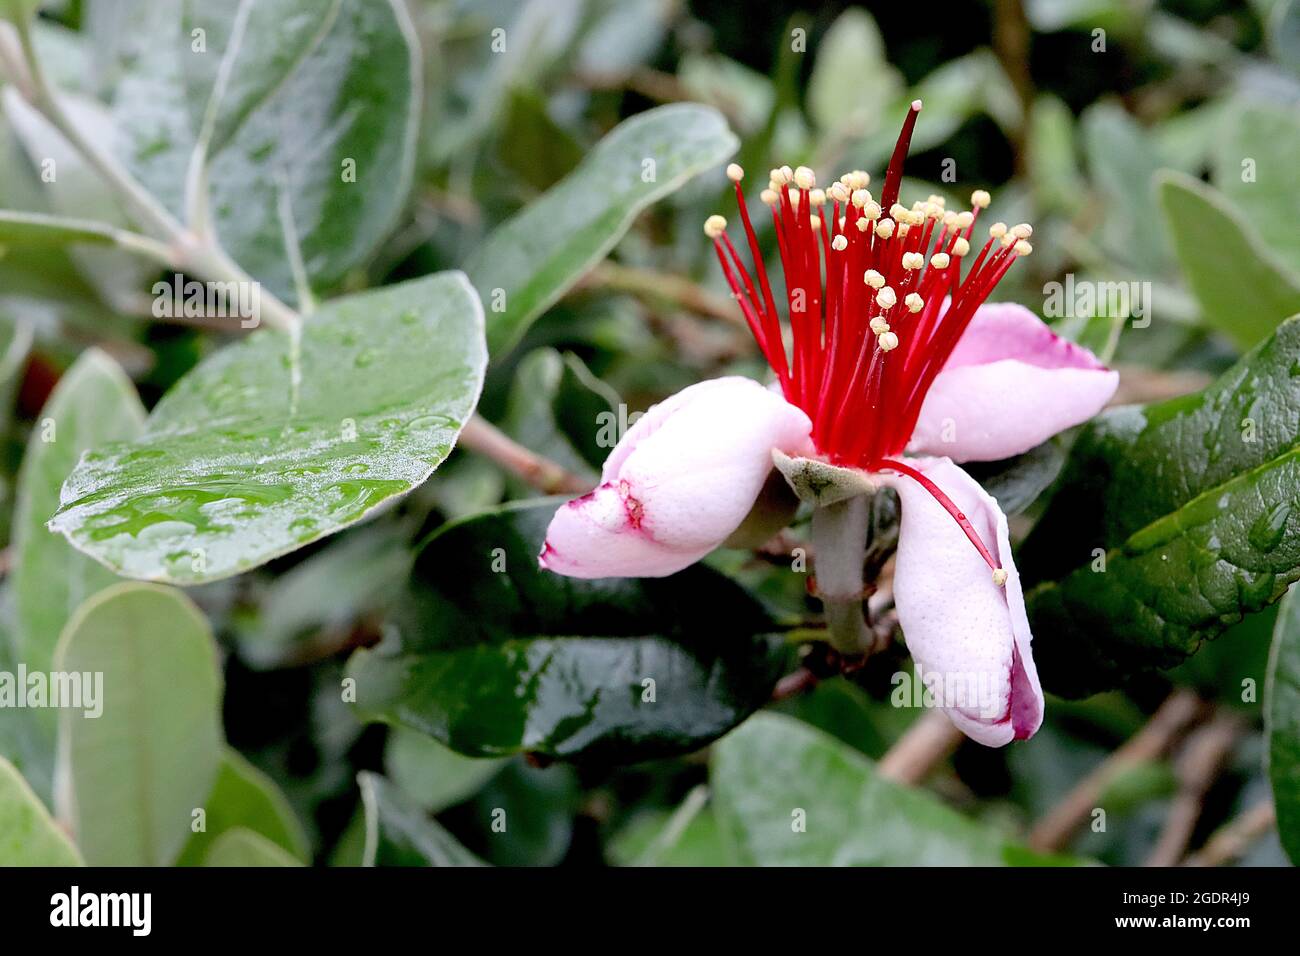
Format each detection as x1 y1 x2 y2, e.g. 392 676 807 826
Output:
3 91 156 309
467 103 737 358
711 713 1073 866
1082 102 1172 275
176 747 310 866
806 10 899 139
234 525 411 669
12 349 145 677
384 727 506 813
347 499 789 760
0 210 121 246
54 583 223 866
1024 316 1300 695
1213 105 1300 266
1266 584 1300 864
109 0 420 300
202 827 303 867
357 771 487 866
966 438 1069 518
49 272 486 584
1158 171 1300 349
500 348 618 484
0 756 82 866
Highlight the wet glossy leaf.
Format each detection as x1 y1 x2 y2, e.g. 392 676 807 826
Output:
55 583 223 866
711 713 1073 866
176 748 310 866
49 272 485 584
0 756 82 865
347 499 790 759
467 103 738 357
1266 584 1300 864
357 772 487 866
108 0 419 300
1024 316 1300 695
1159 172 1300 349
12 349 144 677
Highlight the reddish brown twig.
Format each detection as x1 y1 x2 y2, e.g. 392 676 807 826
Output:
1028 689 1209 853
458 415 590 495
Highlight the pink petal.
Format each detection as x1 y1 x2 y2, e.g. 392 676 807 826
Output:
910 301 1119 462
540 377 813 578
881 457 1044 746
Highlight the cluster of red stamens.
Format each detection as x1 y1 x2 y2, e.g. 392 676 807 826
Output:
706 101 1032 577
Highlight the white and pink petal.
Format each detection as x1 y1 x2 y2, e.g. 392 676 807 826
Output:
881 456 1043 746
909 301 1119 462
539 377 813 578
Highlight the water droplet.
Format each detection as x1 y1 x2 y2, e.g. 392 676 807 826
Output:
1248 501 1290 552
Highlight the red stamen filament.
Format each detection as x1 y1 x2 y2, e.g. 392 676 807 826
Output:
704 105 1032 570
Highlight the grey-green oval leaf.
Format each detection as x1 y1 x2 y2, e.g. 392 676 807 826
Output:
1159 171 1300 349
55 583 223 866
467 103 738 357
0 756 82 866
49 272 486 584
176 747 310 866
12 348 144 677
711 713 1074 866
358 772 487 867
109 0 420 301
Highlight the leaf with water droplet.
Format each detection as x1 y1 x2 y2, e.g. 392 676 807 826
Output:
347 500 790 760
1025 315 1300 695
49 272 485 583
466 103 738 358
106 0 420 302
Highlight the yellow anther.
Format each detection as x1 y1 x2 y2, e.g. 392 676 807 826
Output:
864 269 885 289
988 221 1008 239
992 568 1008 587
952 237 971 256
828 183 850 204
942 210 959 228
905 292 924 313
704 215 727 238
760 189 778 206
855 217 871 232
876 286 897 309
726 163 744 182
851 188 870 209
870 315 891 334
930 252 951 269
902 251 924 270
794 166 816 190
889 203 909 220
927 194 947 206
956 210 974 229
863 201 882 221
809 215 822 230
809 188 827 207
971 189 991 209
1014 239 1033 256
878 330 900 351
831 234 848 252
897 222 911 238
1011 223 1033 239
874 219 896 239
780 165 794 183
